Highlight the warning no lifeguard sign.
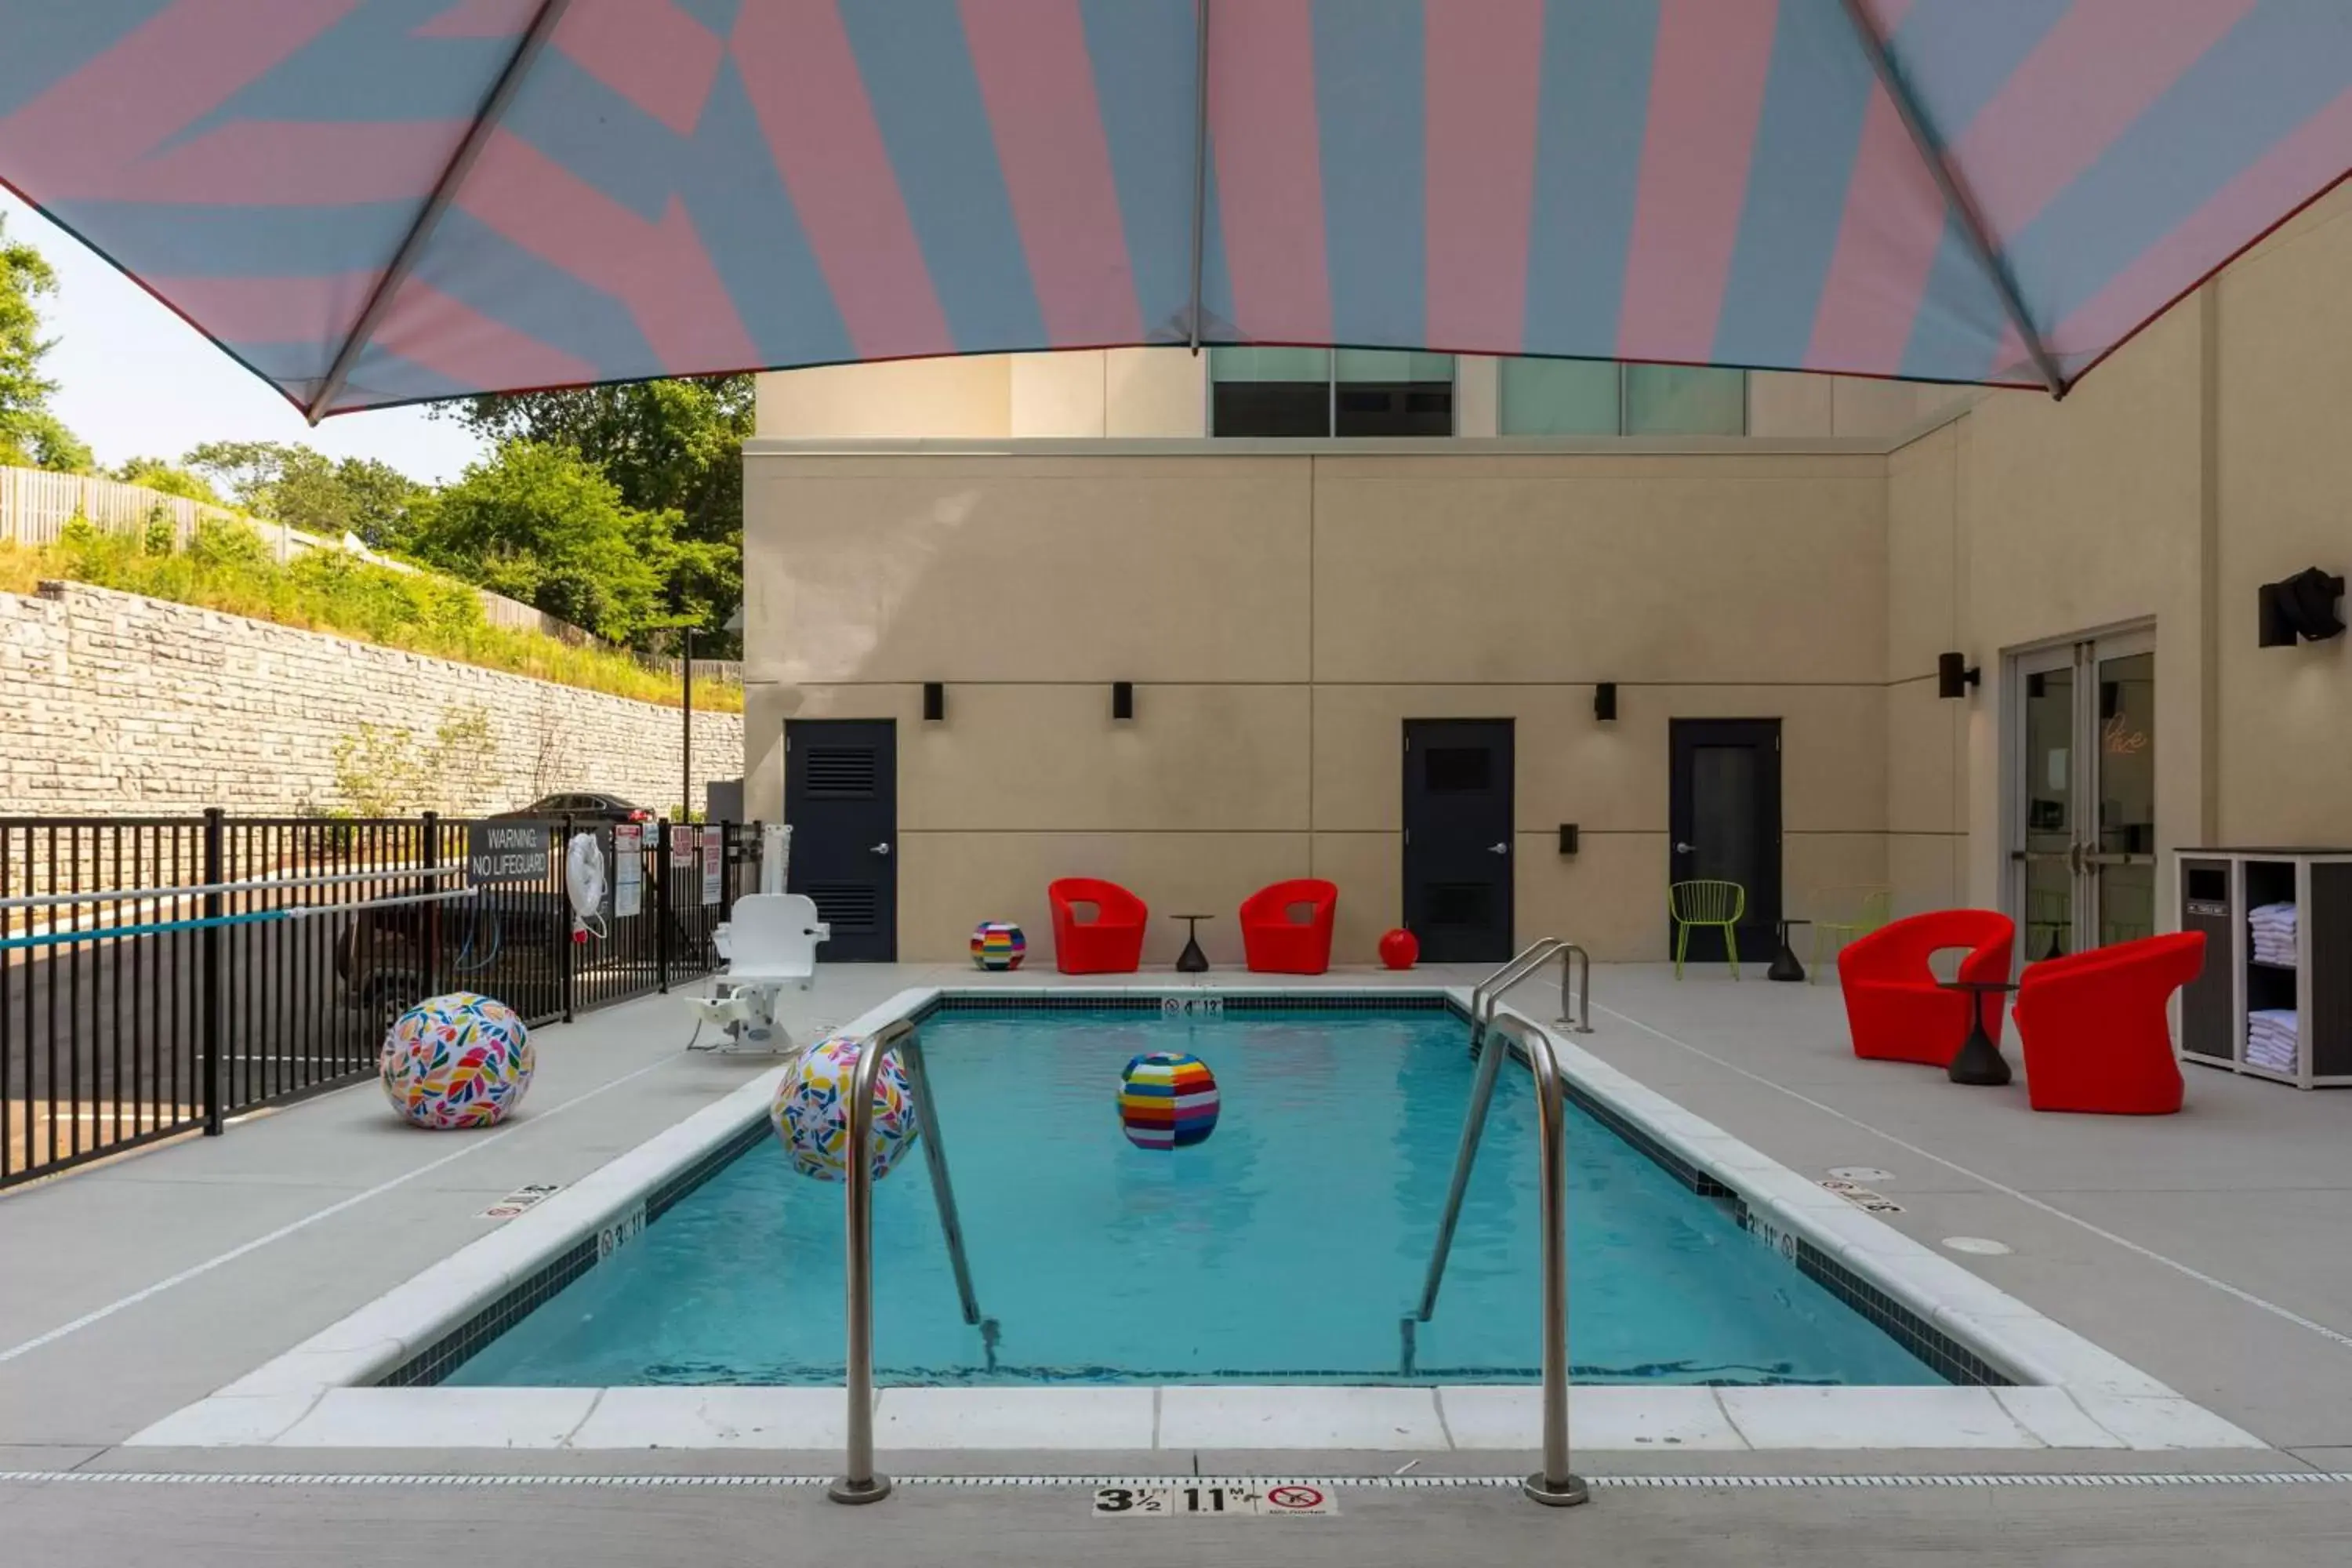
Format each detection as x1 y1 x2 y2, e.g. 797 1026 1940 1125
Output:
468 822 550 883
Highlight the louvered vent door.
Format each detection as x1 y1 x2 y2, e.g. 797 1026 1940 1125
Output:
784 720 897 960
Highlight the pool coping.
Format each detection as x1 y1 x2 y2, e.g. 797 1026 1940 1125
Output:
125 985 2263 1454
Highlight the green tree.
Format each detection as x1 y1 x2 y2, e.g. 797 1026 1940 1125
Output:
110 456 224 506
182 439 423 544
405 440 671 643
434 376 750 650
0 213 91 472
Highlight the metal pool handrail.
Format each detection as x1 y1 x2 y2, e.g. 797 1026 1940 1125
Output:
1412 1011 1590 1508
1467 938 1595 1055
832 1016 992 1506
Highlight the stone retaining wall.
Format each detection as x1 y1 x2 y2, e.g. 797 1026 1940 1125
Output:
0 583 743 819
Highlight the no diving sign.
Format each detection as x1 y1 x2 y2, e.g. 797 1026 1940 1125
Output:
1093 1483 1335 1517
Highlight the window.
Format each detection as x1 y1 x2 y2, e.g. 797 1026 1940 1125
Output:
1499 359 1745 436
1211 348 1454 437
1623 365 1746 435
1497 358 1621 435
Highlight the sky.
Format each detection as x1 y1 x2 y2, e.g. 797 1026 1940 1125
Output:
2 191 486 485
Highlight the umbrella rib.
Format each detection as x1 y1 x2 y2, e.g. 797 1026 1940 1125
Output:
1834 0 2066 399
1187 0 1212 353
304 0 576 423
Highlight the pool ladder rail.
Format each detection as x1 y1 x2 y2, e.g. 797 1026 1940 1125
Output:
830 949 1595 1512
831 1016 996 1506
1407 938 1595 1508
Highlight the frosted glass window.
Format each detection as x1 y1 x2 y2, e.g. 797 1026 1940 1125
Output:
1210 347 1330 435
1210 348 1454 435
1334 349 1453 436
1623 365 1746 435
1499 358 1621 435
1210 347 1331 383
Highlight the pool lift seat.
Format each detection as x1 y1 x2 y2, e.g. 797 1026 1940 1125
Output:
689 892 828 1050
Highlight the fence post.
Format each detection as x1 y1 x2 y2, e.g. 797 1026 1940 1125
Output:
655 818 671 995
201 808 225 1136
559 814 576 1024
420 811 441 998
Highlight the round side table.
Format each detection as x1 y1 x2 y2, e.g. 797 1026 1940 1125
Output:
1171 914 1214 974
1939 979 2019 1086
1768 919 1811 983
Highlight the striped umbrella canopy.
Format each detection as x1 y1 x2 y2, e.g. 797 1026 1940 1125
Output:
2 1 2348 420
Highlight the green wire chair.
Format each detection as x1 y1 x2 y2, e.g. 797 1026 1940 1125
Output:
1809 885 1893 981
1669 880 1748 979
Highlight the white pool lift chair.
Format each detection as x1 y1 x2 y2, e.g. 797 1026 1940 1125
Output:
688 892 828 1051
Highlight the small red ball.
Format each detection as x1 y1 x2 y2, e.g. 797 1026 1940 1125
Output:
1378 927 1419 970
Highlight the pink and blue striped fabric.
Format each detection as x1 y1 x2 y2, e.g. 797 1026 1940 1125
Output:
3 0 2347 416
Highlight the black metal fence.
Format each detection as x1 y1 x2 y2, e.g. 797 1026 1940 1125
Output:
1 812 764 1190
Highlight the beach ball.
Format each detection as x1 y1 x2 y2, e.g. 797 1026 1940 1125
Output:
1118 1051 1220 1150
1379 927 1420 970
380 993 534 1129
971 921 1027 971
772 1034 920 1181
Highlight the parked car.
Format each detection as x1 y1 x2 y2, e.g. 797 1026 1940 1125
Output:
495 791 653 823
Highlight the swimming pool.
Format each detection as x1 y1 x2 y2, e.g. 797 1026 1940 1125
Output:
446 1002 1940 1389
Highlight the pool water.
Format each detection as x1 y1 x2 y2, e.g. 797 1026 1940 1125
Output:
449 1007 1940 1388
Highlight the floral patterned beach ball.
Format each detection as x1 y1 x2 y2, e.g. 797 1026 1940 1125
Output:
380 993 535 1129
771 1033 921 1181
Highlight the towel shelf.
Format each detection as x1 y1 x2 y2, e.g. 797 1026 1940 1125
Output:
2176 850 2352 1090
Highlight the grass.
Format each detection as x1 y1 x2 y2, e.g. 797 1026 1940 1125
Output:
2 518 744 713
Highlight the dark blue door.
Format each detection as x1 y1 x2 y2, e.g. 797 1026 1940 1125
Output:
1668 718 1782 966
785 720 897 961
1402 719 1514 963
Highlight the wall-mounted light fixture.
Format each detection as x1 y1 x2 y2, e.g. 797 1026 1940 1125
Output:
1112 681 1135 721
1936 652 1981 699
2258 566 2345 648
1558 824 1580 855
922 681 946 722
1592 682 1617 723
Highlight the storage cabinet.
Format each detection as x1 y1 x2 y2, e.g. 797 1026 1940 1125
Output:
2176 850 2352 1089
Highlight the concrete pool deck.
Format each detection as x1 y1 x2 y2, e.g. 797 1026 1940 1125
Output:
3 964 2349 1481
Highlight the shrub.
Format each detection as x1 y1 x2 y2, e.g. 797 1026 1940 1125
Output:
0 526 742 712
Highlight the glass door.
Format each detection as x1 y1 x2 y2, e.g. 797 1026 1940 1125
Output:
2089 640 2158 944
2008 631 2156 958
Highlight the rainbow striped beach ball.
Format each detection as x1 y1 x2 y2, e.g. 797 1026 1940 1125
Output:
379 993 534 1129
772 1034 921 1181
971 921 1026 971
1118 1051 1220 1150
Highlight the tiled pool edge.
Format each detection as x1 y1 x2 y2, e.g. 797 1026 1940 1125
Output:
125 988 2263 1454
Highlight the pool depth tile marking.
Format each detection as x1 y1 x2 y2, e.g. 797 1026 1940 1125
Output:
125 987 2265 1455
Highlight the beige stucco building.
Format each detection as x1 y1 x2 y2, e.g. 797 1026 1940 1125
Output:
741 186 2352 971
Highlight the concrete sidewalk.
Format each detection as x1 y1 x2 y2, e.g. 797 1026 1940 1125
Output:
1553 964 2352 1466
5 961 2350 1565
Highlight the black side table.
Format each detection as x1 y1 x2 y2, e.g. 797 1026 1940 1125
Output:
1172 914 1214 974
1939 979 2018 1085
1769 919 1811 982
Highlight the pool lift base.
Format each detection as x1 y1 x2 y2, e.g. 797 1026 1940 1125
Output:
828 1475 893 1506
1523 1473 1591 1508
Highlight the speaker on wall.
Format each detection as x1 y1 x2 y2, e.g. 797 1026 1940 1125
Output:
1112 681 1135 720
2259 567 2345 648
922 681 945 722
1936 652 1981 699
1592 682 1617 722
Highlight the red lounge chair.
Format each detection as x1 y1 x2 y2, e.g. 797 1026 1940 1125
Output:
1049 877 1148 975
1838 909 2015 1068
2013 932 2204 1114
1240 879 1338 975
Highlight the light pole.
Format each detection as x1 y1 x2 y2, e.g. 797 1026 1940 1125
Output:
681 623 693 824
